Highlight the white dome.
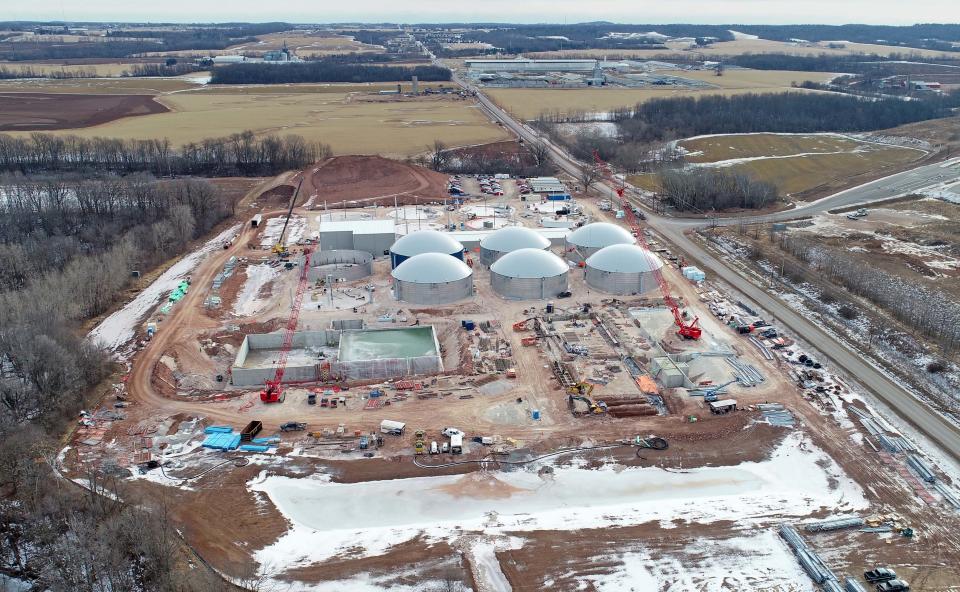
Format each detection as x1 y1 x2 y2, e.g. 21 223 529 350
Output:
392 253 472 283
480 227 550 252
567 223 635 249
391 230 464 257
490 248 568 278
586 244 663 273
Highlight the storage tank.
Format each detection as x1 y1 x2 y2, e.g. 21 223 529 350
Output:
389 230 465 268
479 226 550 266
565 222 635 260
490 248 568 300
392 252 473 304
585 244 663 295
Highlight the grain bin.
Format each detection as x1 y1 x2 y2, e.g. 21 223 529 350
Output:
389 230 465 268
392 252 474 304
565 222 635 260
490 248 569 300
479 226 551 266
585 244 663 295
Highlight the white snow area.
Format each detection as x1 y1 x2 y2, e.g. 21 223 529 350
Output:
88 224 241 356
233 264 279 316
568 530 813 592
728 30 760 40
556 121 620 139
249 432 866 586
258 215 305 248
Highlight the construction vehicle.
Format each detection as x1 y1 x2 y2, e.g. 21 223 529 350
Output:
521 336 538 346
272 178 303 256
634 435 669 450
414 439 425 455
260 246 313 404
568 394 607 416
280 421 307 432
690 379 739 403
593 150 701 340
568 382 594 397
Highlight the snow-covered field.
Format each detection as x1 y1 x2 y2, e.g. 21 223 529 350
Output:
248 433 866 590
258 215 305 248
233 263 279 317
88 224 241 357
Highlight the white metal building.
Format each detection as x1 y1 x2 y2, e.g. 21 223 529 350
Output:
529 177 567 193
565 222 635 260
390 229 465 268
318 219 396 259
392 252 474 304
479 226 551 266
490 248 569 300
466 58 598 74
585 244 663 295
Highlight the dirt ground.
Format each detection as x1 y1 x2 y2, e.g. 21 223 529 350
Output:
302 155 451 206
0 91 168 130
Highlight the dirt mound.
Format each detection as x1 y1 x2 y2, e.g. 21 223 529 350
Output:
257 183 295 206
306 155 449 206
0 92 168 131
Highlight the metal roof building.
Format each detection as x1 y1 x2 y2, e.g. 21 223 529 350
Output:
466 58 598 74
585 244 663 295
391 253 474 304
565 222 635 260
389 230 465 269
490 248 569 300
319 219 396 259
479 226 551 266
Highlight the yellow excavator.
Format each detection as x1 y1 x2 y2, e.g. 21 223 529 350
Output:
567 382 606 415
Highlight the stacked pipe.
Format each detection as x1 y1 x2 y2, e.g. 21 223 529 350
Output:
804 517 864 532
779 524 841 588
907 454 936 483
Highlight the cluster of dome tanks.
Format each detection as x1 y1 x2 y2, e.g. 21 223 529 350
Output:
389 224 663 305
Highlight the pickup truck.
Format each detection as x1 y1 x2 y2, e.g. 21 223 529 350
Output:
876 580 909 592
280 422 307 432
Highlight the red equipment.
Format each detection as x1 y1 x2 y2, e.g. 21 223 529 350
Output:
260 248 313 403
591 150 701 340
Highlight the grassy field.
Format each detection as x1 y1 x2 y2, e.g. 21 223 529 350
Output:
681 69 837 88
641 133 927 196
0 62 138 77
3 85 511 156
228 32 384 57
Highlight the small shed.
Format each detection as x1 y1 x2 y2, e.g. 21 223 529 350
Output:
709 399 737 415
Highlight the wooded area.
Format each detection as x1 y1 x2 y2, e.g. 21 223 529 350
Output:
209 62 450 84
0 131 330 176
659 168 779 211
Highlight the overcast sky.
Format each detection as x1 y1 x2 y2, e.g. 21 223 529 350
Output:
7 0 959 26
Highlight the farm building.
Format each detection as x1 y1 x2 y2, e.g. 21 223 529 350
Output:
585 244 663 295
390 230 465 268
490 248 569 300
565 222 635 260
392 252 474 304
479 226 551 266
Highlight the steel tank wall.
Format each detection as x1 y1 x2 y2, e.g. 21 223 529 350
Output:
564 242 603 262
394 275 474 304
390 248 464 269
307 250 373 282
585 267 658 295
480 245 547 266
490 271 568 300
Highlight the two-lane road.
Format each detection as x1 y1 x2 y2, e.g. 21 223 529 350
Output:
457 73 960 461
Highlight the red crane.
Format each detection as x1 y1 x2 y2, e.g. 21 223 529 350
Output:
591 150 701 340
260 248 313 403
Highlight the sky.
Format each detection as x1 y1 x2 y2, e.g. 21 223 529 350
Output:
6 0 959 26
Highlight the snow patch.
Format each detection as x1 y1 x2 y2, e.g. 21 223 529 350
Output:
234 263 280 316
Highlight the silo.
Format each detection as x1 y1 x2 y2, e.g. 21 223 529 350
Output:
479 226 550 266
389 230 465 268
565 222 635 261
392 252 474 304
585 244 664 295
490 248 569 300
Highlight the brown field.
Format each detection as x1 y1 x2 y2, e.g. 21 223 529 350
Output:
147 31 383 58
3 85 511 156
0 92 168 131
0 77 200 94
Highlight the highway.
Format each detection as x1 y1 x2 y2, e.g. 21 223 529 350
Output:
456 72 960 462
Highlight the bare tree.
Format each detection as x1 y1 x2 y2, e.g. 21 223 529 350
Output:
578 166 599 194
430 140 449 171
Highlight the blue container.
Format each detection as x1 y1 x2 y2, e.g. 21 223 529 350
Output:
532 409 541 420
464 321 475 331
240 445 270 453
204 426 233 434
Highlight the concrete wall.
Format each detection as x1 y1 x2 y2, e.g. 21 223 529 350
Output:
331 319 365 330
307 250 373 282
231 330 340 387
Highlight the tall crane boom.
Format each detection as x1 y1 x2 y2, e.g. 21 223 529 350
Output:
591 150 701 340
260 248 312 403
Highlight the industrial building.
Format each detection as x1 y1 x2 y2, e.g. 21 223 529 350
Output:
565 222 636 260
490 248 569 300
584 244 663 295
479 226 551 266
392 252 474 304
319 219 396 259
529 177 568 195
466 58 598 74
389 229 465 268
307 250 374 282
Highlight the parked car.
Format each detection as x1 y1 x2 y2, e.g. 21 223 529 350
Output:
442 442 450 453
864 569 898 583
359 435 369 450
442 427 464 437
875 580 909 592
280 421 307 432
429 441 439 454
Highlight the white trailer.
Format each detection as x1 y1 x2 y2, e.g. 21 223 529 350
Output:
450 433 463 454
380 419 406 435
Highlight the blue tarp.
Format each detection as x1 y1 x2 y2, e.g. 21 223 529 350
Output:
251 437 279 446
240 445 270 452
204 425 233 434
202 432 241 450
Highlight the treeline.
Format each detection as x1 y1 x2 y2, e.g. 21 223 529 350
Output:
429 139 555 178
0 65 99 79
122 62 204 77
659 168 779 211
209 62 450 84
776 234 960 351
727 52 960 73
731 24 960 52
615 92 959 141
0 131 330 176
